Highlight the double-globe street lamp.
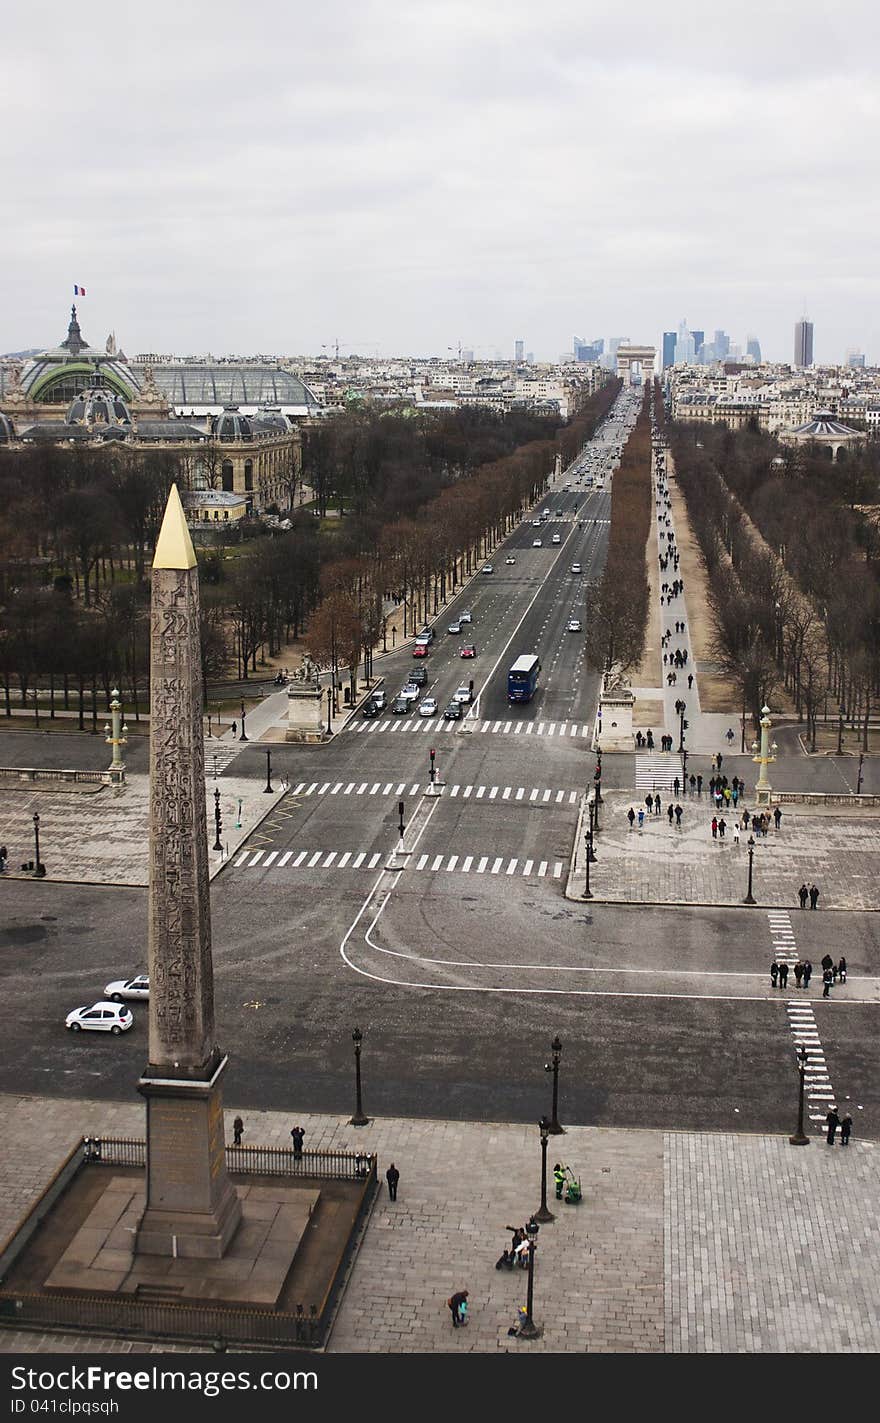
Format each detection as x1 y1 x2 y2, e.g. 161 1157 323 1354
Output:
789 1045 811 1147
533 1116 555 1224
213 788 223 852
743 834 757 905
349 1026 370 1127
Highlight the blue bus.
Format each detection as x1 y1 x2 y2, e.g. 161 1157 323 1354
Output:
508 654 541 703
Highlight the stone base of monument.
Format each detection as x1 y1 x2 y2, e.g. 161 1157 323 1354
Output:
46 1176 319 1308
286 684 327 742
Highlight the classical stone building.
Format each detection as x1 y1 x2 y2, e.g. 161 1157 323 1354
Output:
0 307 321 515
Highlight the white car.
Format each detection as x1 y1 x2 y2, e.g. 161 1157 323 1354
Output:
551 533 561 544
447 621 462 634
453 684 474 704
567 618 582 632
570 563 582 574
399 684 420 705
481 564 494 575
103 975 149 1002
66 1001 133 1035
459 610 473 623
532 538 543 547
418 696 438 717
505 555 516 565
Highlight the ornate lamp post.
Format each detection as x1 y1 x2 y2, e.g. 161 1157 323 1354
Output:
544 1036 564 1134
534 1117 555 1224
32 812 46 877
326 686 333 735
239 699 248 741
587 796 597 861
264 749 274 793
517 1218 542 1339
103 688 128 787
789 1045 811 1146
349 1026 370 1127
213 787 223 852
751 704 777 807
743 834 756 905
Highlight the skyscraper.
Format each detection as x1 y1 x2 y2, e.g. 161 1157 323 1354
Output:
691 330 705 356
794 320 814 367
662 332 677 369
515 339 524 363
746 336 762 363
713 330 730 359
675 321 695 365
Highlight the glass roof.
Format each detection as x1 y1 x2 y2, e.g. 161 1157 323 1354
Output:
152 366 319 408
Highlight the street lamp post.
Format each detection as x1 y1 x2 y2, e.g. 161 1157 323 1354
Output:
743 834 756 905
213 788 223 852
857 753 864 796
239 700 248 741
587 797 597 861
751 704 777 806
544 1036 564 1134
349 1027 370 1126
32 812 45 877
264 749 274 793
534 1117 555 1223
326 687 333 735
103 688 128 787
583 834 593 899
789 1045 811 1146
517 1219 542 1339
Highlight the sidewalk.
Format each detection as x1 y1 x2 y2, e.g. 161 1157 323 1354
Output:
0 1094 877 1354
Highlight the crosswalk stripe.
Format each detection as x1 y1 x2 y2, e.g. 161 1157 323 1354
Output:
368 853 381 868
464 786 473 798
370 783 380 795
553 862 563 878
344 718 592 740
322 852 337 867
357 782 368 794
481 721 491 732
416 854 428 870
530 789 538 801
410 783 420 795
292 782 305 795
331 783 343 795
570 724 578 736
476 786 486 798
432 854 444 871
538 861 548 877
318 783 331 795
489 787 498 799
537 722 545 734
277 851 292 867
506 859 518 875
263 851 279 867
352 852 365 868
516 788 524 800
234 851 249 866
292 851 307 867
477 856 488 873
462 855 473 872
344 783 355 795
382 783 393 794
491 857 503 874
338 852 351 868
514 723 523 734
450 785 460 796
523 858 534 876
542 789 551 802
502 787 511 799
447 855 459 871
503 721 512 734
249 850 264 867
306 783 318 796
308 852 322 867
556 790 564 803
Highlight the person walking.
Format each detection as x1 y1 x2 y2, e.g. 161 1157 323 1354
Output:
654 793 662 815
822 966 833 998
673 776 680 797
448 1290 469 1327
675 803 683 827
231 721 237 738
794 960 804 988
774 807 782 831
732 823 740 846
696 774 703 795
770 961 779 988
711 816 718 840
637 808 645 829
810 883 820 909
803 959 812 989
627 806 636 830
290 1125 305 1159
825 1108 840 1145
667 804 674 825
840 1114 853 1146
779 961 789 989
798 883 809 910
688 673 694 689
232 1115 244 1146
718 817 726 839
838 956 847 983
385 1163 400 1200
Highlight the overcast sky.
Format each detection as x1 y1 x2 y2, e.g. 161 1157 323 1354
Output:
3 0 879 364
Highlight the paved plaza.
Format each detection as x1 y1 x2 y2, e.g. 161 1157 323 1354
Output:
0 1095 877 1354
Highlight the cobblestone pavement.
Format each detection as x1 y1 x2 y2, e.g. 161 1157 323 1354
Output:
0 1095 877 1354
569 791 880 912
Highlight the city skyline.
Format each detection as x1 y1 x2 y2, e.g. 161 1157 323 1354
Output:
2 0 878 363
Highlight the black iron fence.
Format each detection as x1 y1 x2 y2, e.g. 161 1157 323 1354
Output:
83 1136 375 1181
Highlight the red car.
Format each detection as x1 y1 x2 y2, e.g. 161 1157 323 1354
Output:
460 644 477 658
412 643 429 657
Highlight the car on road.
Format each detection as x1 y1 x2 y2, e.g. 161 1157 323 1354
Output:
362 699 380 718
443 701 462 720
408 666 428 686
570 563 582 574
566 618 582 632
459 610 472 623
453 683 473 704
103 975 149 1002
505 555 516 565
481 564 494 575
541 509 550 516
551 533 561 544
460 643 477 658
532 538 543 547
371 689 387 710
66 1001 134 1035
556 509 564 516
417 626 435 643
418 696 438 717
392 695 412 714
532 518 542 526
412 642 429 657
447 620 462 634
399 684 421 703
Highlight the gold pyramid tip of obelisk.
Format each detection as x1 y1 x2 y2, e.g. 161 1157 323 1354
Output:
153 483 197 570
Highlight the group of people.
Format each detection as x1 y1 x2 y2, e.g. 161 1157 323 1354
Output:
826 1108 854 1145
769 954 845 993
663 647 689 668
628 801 685 829
797 882 821 910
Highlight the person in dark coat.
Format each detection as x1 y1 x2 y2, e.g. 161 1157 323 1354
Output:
779 962 789 989
290 1125 305 1158
798 884 809 909
826 1108 840 1145
803 960 812 988
794 961 804 988
822 967 833 998
385 1163 400 1200
838 957 847 983
770 961 779 987
449 1290 469 1326
809 883 820 909
232 1115 244 1146
627 807 636 829
840 1114 852 1146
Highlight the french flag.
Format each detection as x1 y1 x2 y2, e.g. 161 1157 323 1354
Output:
73 284 86 296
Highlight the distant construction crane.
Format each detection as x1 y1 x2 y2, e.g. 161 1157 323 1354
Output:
321 338 379 359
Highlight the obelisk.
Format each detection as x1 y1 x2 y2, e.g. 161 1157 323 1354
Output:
135 484 242 1258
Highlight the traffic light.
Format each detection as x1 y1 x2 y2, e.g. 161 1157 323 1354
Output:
683 720 688 731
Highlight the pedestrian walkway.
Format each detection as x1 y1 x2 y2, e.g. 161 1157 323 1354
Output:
0 1094 877 1354
635 754 679 789
288 779 579 804
233 846 566 880
345 716 594 739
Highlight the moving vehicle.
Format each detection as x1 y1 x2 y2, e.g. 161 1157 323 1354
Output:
412 643 429 657
570 563 582 574
362 699 380 718
507 653 541 703
418 696 438 717
66 1001 133 1035
391 695 411 714
567 618 582 633
551 533 561 544
371 689 387 711
460 643 477 658
482 565 494 575
505 555 516 565
443 701 462 720
103 975 149 1002
399 683 420 703
408 666 428 687
447 620 462 634
453 683 474 704
459 610 473 623
532 538 543 547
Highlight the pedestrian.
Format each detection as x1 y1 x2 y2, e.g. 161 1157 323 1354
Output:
290 1125 305 1159
553 1163 565 1201
667 803 674 824
654 793 662 815
231 720 237 738
688 673 693 688
770 961 779 987
646 730 654 749
732 788 739 808
711 816 718 840
673 776 680 796
732 823 740 846
675 803 683 826
697 774 703 794
645 794 653 815
726 728 734 745
838 956 847 983
232 1115 244 1146
774 807 782 831
794 960 803 988
803 960 812 988
637 808 645 828
718 817 726 839
627 806 636 830
779 961 788 989
448 1290 469 1327
809 883 819 910
822 967 833 998
840 1114 852 1146
825 1108 840 1145
798 883 808 910
385 1162 400 1200
717 753 723 770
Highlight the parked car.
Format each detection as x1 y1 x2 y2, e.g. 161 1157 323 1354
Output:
551 533 561 544
103 975 149 1002
66 1001 133 1035
459 610 473 623
447 620 462 634
418 696 438 717
460 644 477 659
453 684 474 704
444 701 463 720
